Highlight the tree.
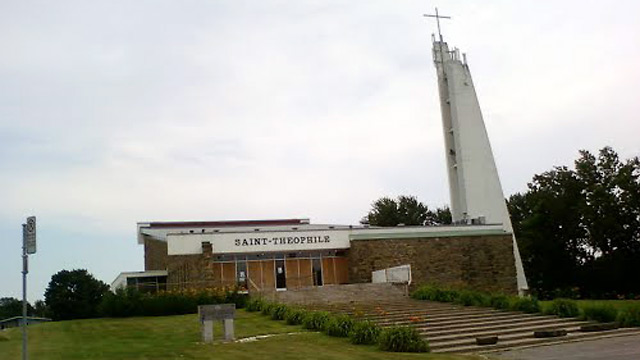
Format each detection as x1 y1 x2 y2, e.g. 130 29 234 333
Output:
32 300 49 318
0 297 34 319
362 195 452 227
44 269 110 320
509 147 640 298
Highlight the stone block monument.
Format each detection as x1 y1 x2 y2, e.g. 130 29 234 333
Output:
198 304 235 343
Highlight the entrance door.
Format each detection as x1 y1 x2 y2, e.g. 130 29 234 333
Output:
275 259 287 290
312 258 323 286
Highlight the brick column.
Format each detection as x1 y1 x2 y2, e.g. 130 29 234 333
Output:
201 241 214 288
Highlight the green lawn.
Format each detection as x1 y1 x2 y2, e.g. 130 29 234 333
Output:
0 310 481 360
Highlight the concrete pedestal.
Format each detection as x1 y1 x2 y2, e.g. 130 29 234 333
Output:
202 320 214 343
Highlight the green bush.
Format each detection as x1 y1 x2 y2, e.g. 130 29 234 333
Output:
284 308 307 325
325 314 354 337
302 311 331 331
510 296 540 313
349 320 381 345
455 290 489 307
225 291 248 309
411 285 458 303
261 302 275 316
581 304 618 323
544 298 580 318
245 297 265 312
489 294 511 310
378 326 429 353
617 304 640 327
270 304 289 320
99 287 246 318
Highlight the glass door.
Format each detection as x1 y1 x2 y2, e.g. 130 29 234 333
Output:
275 259 287 290
312 258 323 286
236 261 248 291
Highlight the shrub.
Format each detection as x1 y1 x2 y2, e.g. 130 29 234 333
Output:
99 287 246 318
284 308 307 325
617 304 640 327
411 285 458 303
489 294 510 310
349 320 381 345
378 326 429 353
261 302 275 316
544 298 580 318
302 311 331 331
270 304 289 320
455 290 489 307
510 296 540 313
581 304 618 323
325 314 354 337
225 291 248 309
245 297 265 312
99 287 143 317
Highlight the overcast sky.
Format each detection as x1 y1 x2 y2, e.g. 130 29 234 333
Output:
1 0 639 301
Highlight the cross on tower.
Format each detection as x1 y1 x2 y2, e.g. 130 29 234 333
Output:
423 7 451 42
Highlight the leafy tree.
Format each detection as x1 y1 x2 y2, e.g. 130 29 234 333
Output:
426 206 453 226
362 195 451 227
32 300 49 318
509 147 640 298
0 297 34 319
44 269 110 320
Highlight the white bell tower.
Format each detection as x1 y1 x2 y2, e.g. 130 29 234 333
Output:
426 9 529 294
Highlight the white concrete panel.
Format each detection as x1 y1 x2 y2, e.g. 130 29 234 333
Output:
372 265 411 284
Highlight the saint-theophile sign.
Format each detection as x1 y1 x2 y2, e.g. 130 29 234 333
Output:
167 229 351 256
234 234 331 247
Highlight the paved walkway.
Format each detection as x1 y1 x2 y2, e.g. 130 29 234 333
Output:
494 334 640 360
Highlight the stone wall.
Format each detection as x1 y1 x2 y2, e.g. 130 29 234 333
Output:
165 242 216 289
273 283 407 305
144 236 168 271
348 234 517 294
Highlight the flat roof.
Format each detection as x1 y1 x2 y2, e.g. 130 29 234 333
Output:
141 218 310 229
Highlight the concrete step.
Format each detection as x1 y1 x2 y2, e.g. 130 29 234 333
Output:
429 324 630 351
318 303 466 315
430 326 581 350
436 327 640 353
361 307 501 318
372 310 535 325
418 317 590 337
426 320 590 342
303 298 640 354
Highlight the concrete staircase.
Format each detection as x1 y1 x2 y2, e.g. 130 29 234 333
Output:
307 298 640 353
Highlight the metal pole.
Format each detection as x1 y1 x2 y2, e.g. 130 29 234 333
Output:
22 223 28 360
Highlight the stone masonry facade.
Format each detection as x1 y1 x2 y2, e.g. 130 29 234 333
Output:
144 233 518 294
144 236 168 271
348 234 518 294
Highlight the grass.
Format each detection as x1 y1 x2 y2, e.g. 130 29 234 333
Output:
0 310 481 360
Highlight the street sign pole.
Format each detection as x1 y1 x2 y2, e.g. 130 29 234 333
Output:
21 216 35 360
22 223 28 360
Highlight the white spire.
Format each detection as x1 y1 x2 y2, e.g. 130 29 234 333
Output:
432 36 529 294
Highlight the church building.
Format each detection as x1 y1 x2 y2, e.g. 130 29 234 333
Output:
112 217 519 295
112 23 528 296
